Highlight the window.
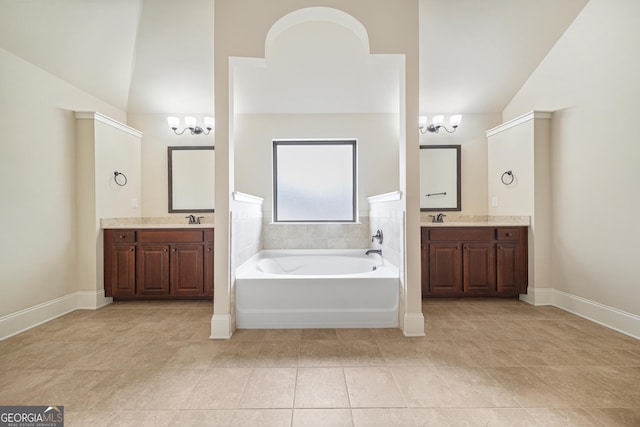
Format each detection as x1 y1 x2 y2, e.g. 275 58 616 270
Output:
273 140 357 222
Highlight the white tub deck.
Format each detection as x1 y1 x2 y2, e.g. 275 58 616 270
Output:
235 250 399 329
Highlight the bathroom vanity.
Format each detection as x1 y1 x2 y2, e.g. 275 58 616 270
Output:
104 227 214 300
421 225 528 297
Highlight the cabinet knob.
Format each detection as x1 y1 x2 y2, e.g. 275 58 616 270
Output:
119 235 126 239
506 233 513 237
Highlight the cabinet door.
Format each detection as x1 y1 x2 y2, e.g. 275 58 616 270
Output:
171 244 204 297
428 242 463 294
109 245 135 297
463 242 496 293
137 245 170 296
497 242 521 295
204 244 214 298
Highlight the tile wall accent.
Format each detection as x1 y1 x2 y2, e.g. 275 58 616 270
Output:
262 215 370 249
368 195 405 329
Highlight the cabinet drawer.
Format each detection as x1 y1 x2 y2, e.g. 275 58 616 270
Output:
497 228 520 241
110 230 136 243
429 228 494 242
138 230 204 243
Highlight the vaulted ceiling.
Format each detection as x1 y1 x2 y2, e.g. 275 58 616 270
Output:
0 0 588 115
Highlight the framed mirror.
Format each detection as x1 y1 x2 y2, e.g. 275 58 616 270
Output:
419 145 461 211
168 146 215 213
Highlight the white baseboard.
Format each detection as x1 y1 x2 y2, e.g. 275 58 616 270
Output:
403 312 425 337
521 287 639 340
0 290 112 341
210 314 233 339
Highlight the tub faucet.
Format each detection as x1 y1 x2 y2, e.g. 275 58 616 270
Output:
365 249 382 257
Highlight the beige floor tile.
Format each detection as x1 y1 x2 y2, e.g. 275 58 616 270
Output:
237 367 297 408
163 341 219 369
230 409 292 426
483 367 573 408
2 299 639 423
302 328 338 340
105 411 176 427
292 408 353 426
410 408 478 426
298 340 342 367
183 367 252 409
352 408 418 426
65 411 118 427
435 367 520 408
531 366 639 407
585 407 640 427
339 340 385 366
169 409 235 426
464 408 540 426
255 341 300 367
344 367 406 408
526 408 598 426
294 367 350 408
390 366 461 408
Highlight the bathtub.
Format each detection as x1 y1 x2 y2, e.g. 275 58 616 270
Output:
235 249 399 329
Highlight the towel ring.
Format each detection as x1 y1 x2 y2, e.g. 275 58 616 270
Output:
501 170 514 185
114 171 128 187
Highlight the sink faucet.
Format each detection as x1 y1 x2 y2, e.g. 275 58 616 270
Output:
186 215 196 224
436 213 446 223
365 249 382 257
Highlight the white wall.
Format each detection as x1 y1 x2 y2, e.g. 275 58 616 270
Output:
0 48 124 321
504 0 640 318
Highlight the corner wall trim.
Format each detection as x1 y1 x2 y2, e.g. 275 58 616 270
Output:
210 314 233 339
0 291 112 341
486 111 553 138
74 111 143 138
521 288 639 340
403 312 425 337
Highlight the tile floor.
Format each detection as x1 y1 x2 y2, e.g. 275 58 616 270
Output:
0 299 639 426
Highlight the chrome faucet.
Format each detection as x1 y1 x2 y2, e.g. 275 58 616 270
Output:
365 249 382 257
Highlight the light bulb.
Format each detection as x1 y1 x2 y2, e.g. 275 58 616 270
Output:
167 116 180 129
184 116 197 128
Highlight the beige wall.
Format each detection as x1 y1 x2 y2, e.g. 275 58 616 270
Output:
234 113 399 213
0 48 124 319
504 0 640 316
128 113 215 218
419 113 501 215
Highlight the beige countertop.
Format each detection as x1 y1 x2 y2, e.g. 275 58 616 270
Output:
421 221 528 227
420 215 529 228
101 217 214 229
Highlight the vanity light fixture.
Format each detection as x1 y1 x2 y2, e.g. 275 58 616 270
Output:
419 114 462 134
167 116 214 135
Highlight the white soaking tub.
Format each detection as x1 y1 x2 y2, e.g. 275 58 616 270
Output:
235 249 399 329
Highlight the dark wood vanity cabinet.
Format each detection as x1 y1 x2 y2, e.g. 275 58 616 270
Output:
104 228 214 300
421 226 527 298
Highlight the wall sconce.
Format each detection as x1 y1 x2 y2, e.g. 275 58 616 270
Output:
419 114 462 134
167 116 214 135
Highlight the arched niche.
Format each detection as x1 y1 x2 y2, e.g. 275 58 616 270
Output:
230 7 404 207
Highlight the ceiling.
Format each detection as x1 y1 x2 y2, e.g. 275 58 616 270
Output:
0 0 589 115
